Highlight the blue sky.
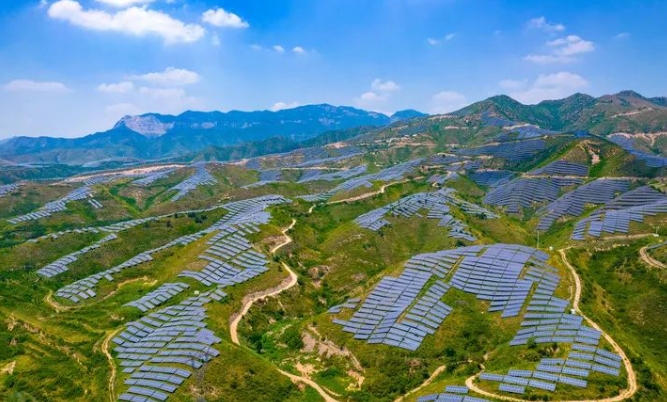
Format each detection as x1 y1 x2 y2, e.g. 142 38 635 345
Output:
0 0 665 138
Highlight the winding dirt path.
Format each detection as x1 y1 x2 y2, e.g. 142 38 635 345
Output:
102 328 123 402
463 249 637 402
639 245 666 269
270 219 296 254
229 262 298 345
328 179 409 205
276 368 339 402
44 290 76 313
394 365 446 402
228 219 338 401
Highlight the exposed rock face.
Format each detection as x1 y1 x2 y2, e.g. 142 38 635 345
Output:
114 115 174 137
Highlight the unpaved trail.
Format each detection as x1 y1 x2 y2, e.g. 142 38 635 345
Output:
639 245 666 269
229 262 298 345
328 179 409 205
463 249 637 402
102 328 123 402
44 291 76 313
228 218 338 401
394 365 446 402
270 219 296 254
277 368 339 402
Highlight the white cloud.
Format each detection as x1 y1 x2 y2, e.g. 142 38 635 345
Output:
355 78 400 110
273 45 285 53
498 79 528 91
525 35 595 64
354 91 388 110
3 79 70 92
94 0 154 7
371 78 400 92
504 72 589 104
38 0 49 9
137 86 202 112
614 32 630 40
105 102 141 117
47 0 206 44
547 35 595 56
271 101 299 111
426 33 456 45
292 46 305 54
201 8 248 29
526 16 565 33
429 91 468 114
129 67 200 86
250 44 262 51
97 81 134 93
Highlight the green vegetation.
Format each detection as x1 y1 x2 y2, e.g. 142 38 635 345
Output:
1 120 667 402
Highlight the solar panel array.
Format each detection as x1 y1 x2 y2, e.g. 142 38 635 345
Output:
484 178 582 214
333 270 452 351
55 233 204 303
327 298 360 314
427 155 465 166
496 124 559 142
479 342 622 396
244 146 363 170
125 283 190 312
572 186 667 239
8 184 97 224
176 196 290 287
417 385 491 402
295 146 363 168
482 113 516 127
468 170 515 188
646 240 667 250
36 233 118 278
89 198 103 209
608 134 667 168
28 204 231 245
299 159 423 202
298 165 367 183
54 195 290 304
474 245 623 397
178 230 269 287
0 182 20 197
115 287 227 402
28 226 103 243
332 244 555 350
529 161 589 177
133 169 177 186
354 189 496 241
537 179 629 231
428 172 460 186
243 170 284 188
169 165 217 202
459 139 546 162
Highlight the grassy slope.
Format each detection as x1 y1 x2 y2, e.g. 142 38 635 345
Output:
567 242 667 401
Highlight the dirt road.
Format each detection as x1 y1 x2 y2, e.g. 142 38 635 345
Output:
463 249 638 402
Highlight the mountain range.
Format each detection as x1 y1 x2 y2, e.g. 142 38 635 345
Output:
1 91 666 166
0 105 426 166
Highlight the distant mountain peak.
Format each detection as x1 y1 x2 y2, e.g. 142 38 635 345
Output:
390 109 428 122
114 115 173 138
615 90 645 99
